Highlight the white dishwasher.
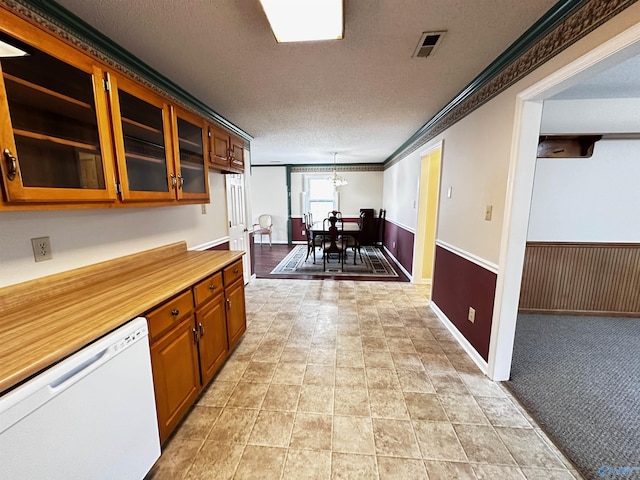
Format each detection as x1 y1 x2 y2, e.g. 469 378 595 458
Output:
0 317 160 480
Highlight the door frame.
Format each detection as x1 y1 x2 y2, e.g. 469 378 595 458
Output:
488 23 640 381
225 171 251 284
412 141 443 286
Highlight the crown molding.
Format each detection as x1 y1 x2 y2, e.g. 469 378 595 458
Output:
384 0 637 169
1 0 252 142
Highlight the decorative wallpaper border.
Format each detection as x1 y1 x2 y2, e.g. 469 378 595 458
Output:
1 0 252 143
385 0 638 168
291 165 384 173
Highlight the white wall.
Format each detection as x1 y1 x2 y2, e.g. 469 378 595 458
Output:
384 91 514 265
382 158 420 232
541 98 640 133
291 170 383 218
528 139 640 241
249 167 288 243
0 173 229 287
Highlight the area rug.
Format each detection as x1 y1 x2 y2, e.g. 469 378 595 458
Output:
507 314 640 480
270 245 398 277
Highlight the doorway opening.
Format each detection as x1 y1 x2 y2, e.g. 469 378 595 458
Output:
413 142 443 288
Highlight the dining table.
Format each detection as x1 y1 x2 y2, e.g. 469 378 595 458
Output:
310 218 362 265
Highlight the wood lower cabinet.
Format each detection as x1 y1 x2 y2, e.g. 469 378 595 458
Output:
147 259 246 444
150 315 200 443
196 294 229 386
226 279 246 350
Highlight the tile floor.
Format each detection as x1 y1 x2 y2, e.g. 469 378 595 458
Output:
146 279 583 480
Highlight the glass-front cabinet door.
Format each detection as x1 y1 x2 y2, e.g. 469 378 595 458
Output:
172 107 209 201
0 29 116 202
107 73 175 201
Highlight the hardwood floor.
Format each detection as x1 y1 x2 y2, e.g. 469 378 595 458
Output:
252 243 409 282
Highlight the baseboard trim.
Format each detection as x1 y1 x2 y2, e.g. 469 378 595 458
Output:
430 301 489 376
384 246 413 281
519 308 640 318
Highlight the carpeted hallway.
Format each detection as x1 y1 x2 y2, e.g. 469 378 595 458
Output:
508 314 640 480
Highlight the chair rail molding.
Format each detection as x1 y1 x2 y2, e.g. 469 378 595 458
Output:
435 240 499 274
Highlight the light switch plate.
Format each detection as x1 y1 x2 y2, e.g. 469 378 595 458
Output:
485 205 493 221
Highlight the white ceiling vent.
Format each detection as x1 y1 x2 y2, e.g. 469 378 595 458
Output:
413 31 446 58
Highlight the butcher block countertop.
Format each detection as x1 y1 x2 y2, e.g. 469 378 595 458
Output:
0 242 244 395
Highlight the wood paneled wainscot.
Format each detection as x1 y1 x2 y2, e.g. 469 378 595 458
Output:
519 242 640 316
0 242 246 446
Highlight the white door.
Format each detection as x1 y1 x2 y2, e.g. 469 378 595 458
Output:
225 173 250 283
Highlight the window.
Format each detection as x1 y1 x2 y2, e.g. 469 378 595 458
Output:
303 175 339 223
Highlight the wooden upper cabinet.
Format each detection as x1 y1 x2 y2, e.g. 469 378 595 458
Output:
209 124 244 173
209 124 231 170
107 73 175 202
0 21 117 203
171 107 209 201
0 7 242 209
229 135 245 172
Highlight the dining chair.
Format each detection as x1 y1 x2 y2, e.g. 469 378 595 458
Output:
322 216 346 271
252 214 273 246
304 213 323 263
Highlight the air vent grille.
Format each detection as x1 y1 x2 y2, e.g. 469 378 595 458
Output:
413 31 446 58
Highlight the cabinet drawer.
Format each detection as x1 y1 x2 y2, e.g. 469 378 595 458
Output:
147 290 194 342
193 272 223 307
223 260 243 286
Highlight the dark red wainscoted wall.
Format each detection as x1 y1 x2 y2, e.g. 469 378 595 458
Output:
431 245 497 361
292 217 305 243
206 242 230 251
383 220 414 275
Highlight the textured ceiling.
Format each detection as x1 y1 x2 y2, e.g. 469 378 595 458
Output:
551 53 640 100
53 0 559 165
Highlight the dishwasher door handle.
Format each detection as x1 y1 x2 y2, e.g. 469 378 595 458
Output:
0 345 113 435
50 348 110 390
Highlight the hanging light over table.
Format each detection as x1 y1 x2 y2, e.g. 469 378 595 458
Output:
330 152 348 187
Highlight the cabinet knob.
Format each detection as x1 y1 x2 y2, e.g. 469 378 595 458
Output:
3 149 17 182
171 309 179 316
209 284 216 290
234 268 239 274
226 298 231 309
177 174 184 189
199 322 205 337
170 173 177 189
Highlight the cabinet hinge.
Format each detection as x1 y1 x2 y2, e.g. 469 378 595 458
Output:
103 78 110 92
208 130 211 138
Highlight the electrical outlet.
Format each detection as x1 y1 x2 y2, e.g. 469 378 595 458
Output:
31 236 53 262
201 204 207 214
468 307 476 323
302 230 306 236
392 241 396 248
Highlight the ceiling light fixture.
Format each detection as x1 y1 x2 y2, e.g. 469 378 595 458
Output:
330 152 348 188
259 0 344 43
